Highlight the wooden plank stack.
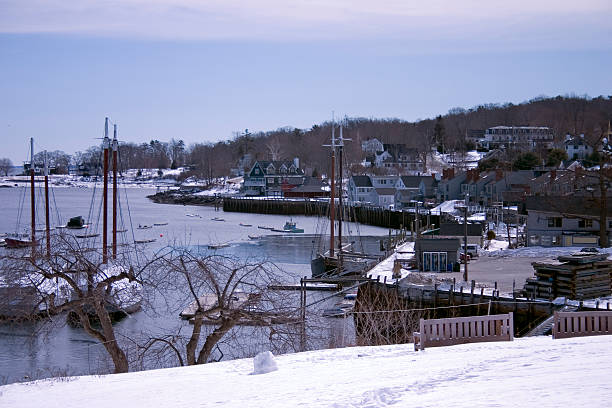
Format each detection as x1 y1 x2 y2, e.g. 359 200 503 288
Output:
523 259 612 300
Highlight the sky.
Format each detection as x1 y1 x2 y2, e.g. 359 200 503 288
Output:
1 0 612 162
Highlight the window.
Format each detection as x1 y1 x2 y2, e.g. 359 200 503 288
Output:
578 219 593 228
548 217 562 228
422 252 449 272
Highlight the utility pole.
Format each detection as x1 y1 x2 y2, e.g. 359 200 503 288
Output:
463 205 468 282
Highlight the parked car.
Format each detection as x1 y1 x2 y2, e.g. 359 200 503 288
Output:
460 252 471 262
465 244 480 258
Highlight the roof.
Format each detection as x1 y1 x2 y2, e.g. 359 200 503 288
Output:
400 176 422 188
415 238 461 252
351 175 372 187
525 196 612 217
375 188 396 196
439 223 483 237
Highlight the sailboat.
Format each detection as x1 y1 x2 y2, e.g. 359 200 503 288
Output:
5 138 44 250
310 120 371 278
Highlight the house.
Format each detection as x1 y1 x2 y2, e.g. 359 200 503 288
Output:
374 144 423 172
230 154 253 177
361 138 384 154
347 175 374 204
483 126 554 151
414 238 461 272
368 188 396 209
243 158 305 196
525 195 612 247
437 169 467 202
284 177 329 198
564 134 593 160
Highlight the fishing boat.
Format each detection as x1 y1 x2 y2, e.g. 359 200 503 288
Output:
282 220 304 233
66 216 86 229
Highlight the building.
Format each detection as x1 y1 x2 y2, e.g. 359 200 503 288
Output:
483 126 554 151
361 138 384 154
243 158 305 196
525 195 612 247
414 238 461 272
347 175 374 203
564 134 593 160
368 188 396 209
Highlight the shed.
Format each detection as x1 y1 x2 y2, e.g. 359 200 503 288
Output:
414 238 461 272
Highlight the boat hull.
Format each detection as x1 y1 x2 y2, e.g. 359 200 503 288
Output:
4 238 36 248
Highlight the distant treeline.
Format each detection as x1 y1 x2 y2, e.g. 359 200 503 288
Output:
2 95 611 180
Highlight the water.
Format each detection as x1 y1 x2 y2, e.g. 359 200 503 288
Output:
0 186 388 384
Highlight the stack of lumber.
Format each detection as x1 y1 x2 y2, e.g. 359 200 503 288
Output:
523 260 612 300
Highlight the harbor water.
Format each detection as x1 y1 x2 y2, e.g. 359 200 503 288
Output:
0 186 388 384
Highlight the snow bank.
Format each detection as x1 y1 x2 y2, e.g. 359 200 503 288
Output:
2 336 612 407
252 351 278 375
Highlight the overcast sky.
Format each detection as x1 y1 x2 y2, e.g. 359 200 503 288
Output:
1 0 611 162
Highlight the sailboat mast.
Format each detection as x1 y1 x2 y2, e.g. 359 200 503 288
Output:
44 150 51 258
329 123 335 258
30 137 35 256
112 124 118 260
338 125 343 251
102 117 110 264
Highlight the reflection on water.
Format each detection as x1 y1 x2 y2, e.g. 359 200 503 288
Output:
0 187 388 384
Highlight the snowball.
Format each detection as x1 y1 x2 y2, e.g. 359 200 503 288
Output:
252 351 278 375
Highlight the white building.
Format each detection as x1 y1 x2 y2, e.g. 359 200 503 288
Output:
483 126 554 150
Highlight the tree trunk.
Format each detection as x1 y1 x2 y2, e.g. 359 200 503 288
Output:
196 318 237 364
93 298 129 373
186 314 204 365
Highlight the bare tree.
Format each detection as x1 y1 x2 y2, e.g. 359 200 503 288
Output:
144 249 297 366
0 232 155 373
0 157 13 176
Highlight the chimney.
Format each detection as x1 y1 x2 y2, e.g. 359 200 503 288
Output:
550 170 556 181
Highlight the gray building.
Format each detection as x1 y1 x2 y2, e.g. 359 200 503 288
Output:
414 238 461 272
525 196 612 247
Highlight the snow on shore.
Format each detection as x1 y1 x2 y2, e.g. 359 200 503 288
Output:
2 335 611 407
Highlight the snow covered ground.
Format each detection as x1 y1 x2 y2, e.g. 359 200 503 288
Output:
2 335 611 407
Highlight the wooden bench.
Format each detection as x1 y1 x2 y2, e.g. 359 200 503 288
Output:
552 311 612 339
413 313 514 351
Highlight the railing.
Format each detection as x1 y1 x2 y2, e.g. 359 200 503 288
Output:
552 311 612 339
414 312 514 351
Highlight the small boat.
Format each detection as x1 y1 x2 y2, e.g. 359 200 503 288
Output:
134 238 156 244
258 226 273 230
208 243 230 249
66 216 86 229
153 222 168 226
211 217 225 222
0 238 5 247
137 224 152 229
239 223 253 227
282 220 304 233
4 237 36 248
75 233 100 239
248 235 263 240
116 228 128 233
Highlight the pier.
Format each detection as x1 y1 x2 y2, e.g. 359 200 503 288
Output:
223 197 439 230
